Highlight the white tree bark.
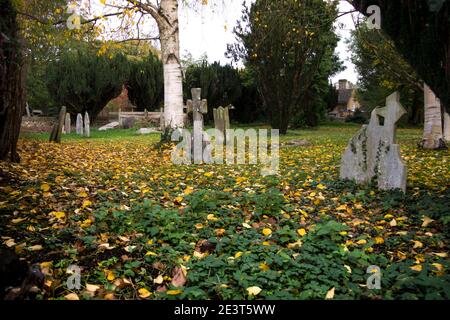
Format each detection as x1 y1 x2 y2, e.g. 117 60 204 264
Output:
422 84 444 149
158 0 185 129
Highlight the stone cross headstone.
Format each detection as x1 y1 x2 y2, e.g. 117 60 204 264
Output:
64 113 71 134
84 112 90 138
76 113 84 135
187 88 208 164
213 106 231 138
340 92 407 192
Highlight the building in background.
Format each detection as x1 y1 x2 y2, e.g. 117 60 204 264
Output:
329 79 360 119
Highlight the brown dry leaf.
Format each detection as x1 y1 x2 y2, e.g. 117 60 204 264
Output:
421 216 434 227
171 266 187 288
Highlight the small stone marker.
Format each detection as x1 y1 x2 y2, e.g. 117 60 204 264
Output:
340 92 407 192
137 128 159 135
187 88 208 164
84 112 90 138
64 113 71 134
76 113 83 135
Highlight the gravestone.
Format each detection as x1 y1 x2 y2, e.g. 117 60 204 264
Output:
340 92 407 192
49 106 66 143
84 112 90 138
99 121 120 131
64 113 71 134
443 112 450 142
213 106 230 138
76 114 83 135
187 88 209 164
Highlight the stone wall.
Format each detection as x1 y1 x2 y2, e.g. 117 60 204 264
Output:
20 116 54 133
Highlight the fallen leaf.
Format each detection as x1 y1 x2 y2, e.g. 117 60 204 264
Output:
410 264 422 272
65 293 79 300
167 289 183 295
421 216 434 227
262 228 272 236
325 287 335 299
86 284 100 293
246 286 262 296
138 288 152 298
297 228 307 236
153 275 164 284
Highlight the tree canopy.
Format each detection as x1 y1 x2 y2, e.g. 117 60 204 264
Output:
350 0 450 113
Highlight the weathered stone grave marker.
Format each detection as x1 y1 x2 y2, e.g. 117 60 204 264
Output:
76 113 83 135
64 113 71 134
340 92 407 192
49 106 67 143
84 112 90 138
187 88 209 164
213 106 230 139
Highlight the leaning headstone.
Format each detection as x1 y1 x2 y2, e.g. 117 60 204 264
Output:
49 106 67 143
421 84 445 149
84 112 90 137
340 92 407 192
25 103 31 117
64 113 71 134
76 113 83 135
187 88 208 164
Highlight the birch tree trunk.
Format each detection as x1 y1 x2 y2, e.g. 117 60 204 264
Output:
158 0 185 129
421 84 446 149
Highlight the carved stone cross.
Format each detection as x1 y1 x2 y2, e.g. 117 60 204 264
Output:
187 88 208 164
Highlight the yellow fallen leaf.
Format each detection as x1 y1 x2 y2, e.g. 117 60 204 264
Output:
259 263 270 271
325 287 335 299
52 211 66 219
410 264 422 272
11 218 26 224
65 293 79 300
106 270 116 281
204 172 214 178
82 199 92 208
174 196 183 203
167 289 183 295
317 184 326 190
207 214 218 221
389 219 397 227
262 228 272 236
145 251 157 256
432 263 443 272
356 239 367 245
297 228 307 237
195 223 204 229
138 288 152 298
421 216 434 227
246 286 262 296
184 187 194 195
28 245 43 251
41 184 50 192
412 240 423 249
432 252 448 258
374 237 384 244
234 251 243 258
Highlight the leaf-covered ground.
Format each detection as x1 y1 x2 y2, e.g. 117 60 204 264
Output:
0 124 449 300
